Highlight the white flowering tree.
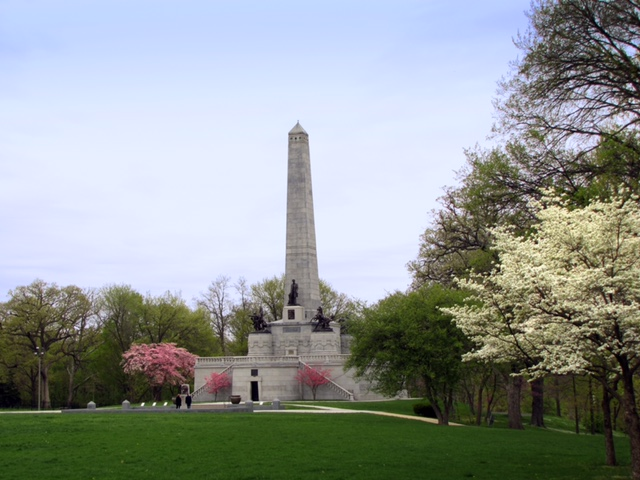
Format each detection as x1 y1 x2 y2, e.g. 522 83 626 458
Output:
445 193 640 479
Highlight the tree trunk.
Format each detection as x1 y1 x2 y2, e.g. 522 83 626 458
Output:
475 384 484 426
572 375 580 434
466 387 476 417
485 373 498 424
30 367 38 409
422 378 456 426
152 385 163 401
432 403 445 425
620 365 640 480
66 360 77 408
506 374 524 430
442 389 456 426
433 401 453 426
42 367 52 410
530 377 545 427
554 376 562 417
601 387 617 467
66 374 75 408
589 377 596 435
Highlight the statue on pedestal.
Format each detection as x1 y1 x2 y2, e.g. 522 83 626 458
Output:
312 306 333 331
251 307 270 333
287 279 298 306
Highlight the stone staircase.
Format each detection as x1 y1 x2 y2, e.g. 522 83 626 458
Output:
299 360 354 401
191 364 234 401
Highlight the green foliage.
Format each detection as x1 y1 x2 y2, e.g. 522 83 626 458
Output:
319 279 364 320
250 274 285 322
0 381 21 408
0 280 96 409
94 285 218 405
0 274 358 407
347 285 468 424
138 291 192 344
227 307 253 356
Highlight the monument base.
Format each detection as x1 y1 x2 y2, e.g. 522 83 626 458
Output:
282 305 304 323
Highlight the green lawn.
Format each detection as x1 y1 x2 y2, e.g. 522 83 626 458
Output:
0 411 631 480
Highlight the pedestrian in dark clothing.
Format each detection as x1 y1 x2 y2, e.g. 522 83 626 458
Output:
185 394 192 409
175 394 182 409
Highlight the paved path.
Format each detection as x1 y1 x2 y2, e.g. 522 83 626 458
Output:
0 410 61 414
259 404 463 426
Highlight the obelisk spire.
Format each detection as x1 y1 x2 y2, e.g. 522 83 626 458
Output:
284 122 321 320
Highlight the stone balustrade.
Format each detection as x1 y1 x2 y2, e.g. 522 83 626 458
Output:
195 354 350 367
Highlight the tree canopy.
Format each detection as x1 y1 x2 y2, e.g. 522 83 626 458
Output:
497 0 640 146
347 285 468 425
122 343 197 401
445 192 640 475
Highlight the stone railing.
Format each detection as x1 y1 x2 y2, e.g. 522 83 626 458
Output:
196 356 301 366
299 354 350 364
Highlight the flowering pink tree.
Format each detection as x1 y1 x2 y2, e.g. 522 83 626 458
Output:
295 365 332 400
205 372 232 401
122 343 197 400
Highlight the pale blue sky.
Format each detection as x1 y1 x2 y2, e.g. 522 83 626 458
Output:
1 1 531 305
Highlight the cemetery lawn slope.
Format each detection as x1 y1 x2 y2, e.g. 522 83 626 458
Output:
0 413 631 480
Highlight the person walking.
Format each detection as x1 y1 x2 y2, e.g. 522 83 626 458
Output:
185 394 192 409
175 394 182 409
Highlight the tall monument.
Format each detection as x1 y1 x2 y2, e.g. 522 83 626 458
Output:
192 123 385 401
284 122 321 320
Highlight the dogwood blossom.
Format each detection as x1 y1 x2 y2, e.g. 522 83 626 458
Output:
444 193 640 474
205 372 232 401
122 343 197 387
295 365 332 401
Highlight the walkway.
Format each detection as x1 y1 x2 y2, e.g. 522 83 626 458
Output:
260 404 463 426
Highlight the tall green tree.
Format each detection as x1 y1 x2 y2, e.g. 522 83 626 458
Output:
97 284 143 354
347 285 468 425
319 279 364 321
0 280 94 409
227 277 256 356
250 275 284 322
410 2 640 431
139 291 195 344
93 284 144 405
176 307 219 357
59 288 100 408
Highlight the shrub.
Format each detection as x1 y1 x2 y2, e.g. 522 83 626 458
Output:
413 402 437 418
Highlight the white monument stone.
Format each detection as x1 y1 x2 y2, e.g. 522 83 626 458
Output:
193 123 383 402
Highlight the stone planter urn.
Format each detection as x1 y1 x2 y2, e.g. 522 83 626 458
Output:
229 395 241 404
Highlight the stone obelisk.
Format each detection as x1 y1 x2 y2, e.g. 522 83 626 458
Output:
284 122 321 321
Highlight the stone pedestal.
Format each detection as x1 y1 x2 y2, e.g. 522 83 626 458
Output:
248 332 274 356
283 305 304 323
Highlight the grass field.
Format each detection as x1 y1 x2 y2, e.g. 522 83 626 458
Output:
0 408 632 480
